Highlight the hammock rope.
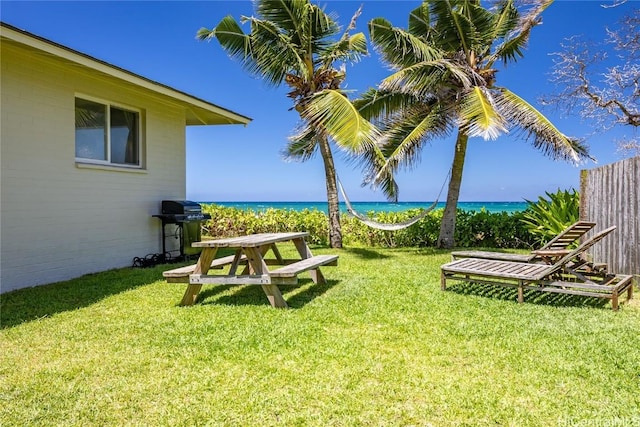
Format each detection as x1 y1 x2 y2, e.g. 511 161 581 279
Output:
337 168 451 231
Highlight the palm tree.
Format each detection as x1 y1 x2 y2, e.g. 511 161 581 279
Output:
355 0 591 248
197 0 378 248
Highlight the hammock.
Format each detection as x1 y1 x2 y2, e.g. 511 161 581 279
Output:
337 169 450 231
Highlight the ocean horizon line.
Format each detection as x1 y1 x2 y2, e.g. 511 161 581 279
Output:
200 200 526 203
199 200 528 214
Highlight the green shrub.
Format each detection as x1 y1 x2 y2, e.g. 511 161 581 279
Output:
454 209 534 249
201 204 330 245
200 204 536 248
521 188 580 246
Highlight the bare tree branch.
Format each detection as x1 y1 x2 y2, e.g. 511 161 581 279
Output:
541 8 639 157
601 0 628 9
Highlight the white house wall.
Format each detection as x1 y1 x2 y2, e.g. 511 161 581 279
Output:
1 43 188 292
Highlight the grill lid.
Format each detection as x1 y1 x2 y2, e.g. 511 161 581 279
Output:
161 200 202 215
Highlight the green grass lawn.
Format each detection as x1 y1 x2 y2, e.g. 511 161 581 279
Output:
1 245 639 426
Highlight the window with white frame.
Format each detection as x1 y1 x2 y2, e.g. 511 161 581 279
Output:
75 97 141 167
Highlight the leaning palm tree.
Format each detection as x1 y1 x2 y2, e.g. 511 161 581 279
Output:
197 0 378 248
356 0 591 248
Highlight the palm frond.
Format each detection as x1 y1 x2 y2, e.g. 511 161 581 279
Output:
464 1 500 47
368 18 441 69
284 123 319 162
247 17 307 84
256 0 306 31
348 32 369 56
354 89 422 122
489 0 519 40
256 0 338 43
316 5 367 69
518 0 554 32
458 86 508 140
380 103 453 170
197 16 251 61
487 0 550 67
358 104 452 202
495 88 592 163
319 32 367 67
407 3 432 37
352 135 399 202
253 1 343 69
199 15 305 87
429 0 476 53
379 58 472 97
490 34 527 65
300 89 380 153
307 3 343 53
361 149 400 202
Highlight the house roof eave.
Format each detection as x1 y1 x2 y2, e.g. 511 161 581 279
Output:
0 21 252 126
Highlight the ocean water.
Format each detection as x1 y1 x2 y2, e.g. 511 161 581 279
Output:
202 201 528 214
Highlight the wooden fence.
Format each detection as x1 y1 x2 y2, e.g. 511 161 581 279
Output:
580 156 639 278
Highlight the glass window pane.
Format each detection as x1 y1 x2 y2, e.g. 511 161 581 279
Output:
75 98 107 160
110 107 139 165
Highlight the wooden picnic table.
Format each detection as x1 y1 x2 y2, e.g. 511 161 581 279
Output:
163 232 338 308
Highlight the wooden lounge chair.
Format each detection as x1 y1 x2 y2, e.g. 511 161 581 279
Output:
441 226 634 310
451 220 597 263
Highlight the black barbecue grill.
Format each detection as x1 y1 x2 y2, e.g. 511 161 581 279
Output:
153 200 211 261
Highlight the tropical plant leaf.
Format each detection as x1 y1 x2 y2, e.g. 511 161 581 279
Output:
357 140 400 202
347 32 368 55
487 0 519 40
359 103 453 202
429 0 476 53
284 124 318 162
199 15 305 87
256 0 339 44
407 3 432 38
462 1 497 47
307 3 343 53
379 58 473 98
246 16 307 85
354 89 423 123
495 88 592 163
486 0 550 67
256 0 308 33
368 18 441 70
380 103 452 169
458 87 508 140
197 16 251 60
320 32 368 67
301 89 380 153
521 189 580 245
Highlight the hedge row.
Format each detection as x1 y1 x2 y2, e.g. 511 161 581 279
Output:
200 204 537 249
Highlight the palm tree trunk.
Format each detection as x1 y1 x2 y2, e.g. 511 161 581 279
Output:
437 131 469 249
318 135 343 248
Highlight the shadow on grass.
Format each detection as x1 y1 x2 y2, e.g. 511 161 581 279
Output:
0 264 171 329
197 278 339 309
450 247 525 254
446 282 612 310
341 247 392 260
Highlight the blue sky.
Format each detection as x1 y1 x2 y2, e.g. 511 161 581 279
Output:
2 1 635 202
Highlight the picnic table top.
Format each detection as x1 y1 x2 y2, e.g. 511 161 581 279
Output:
192 232 309 248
